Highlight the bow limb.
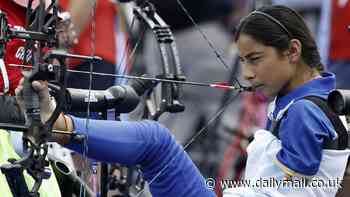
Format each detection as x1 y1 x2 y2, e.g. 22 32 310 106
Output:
132 1 186 120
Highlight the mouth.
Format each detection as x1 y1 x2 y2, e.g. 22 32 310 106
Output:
241 84 264 92
250 84 264 91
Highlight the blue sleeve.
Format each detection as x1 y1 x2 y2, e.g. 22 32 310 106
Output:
65 117 215 197
276 100 336 176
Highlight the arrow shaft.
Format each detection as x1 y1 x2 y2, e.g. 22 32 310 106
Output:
9 63 245 91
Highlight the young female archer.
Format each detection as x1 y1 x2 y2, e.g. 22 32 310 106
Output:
16 5 349 197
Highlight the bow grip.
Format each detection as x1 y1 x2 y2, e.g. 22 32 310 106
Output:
22 73 41 123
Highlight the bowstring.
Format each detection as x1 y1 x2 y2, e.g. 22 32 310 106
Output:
173 0 245 165
80 0 97 196
79 3 144 196
175 0 242 88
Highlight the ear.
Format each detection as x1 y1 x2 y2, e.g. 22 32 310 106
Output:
287 39 302 64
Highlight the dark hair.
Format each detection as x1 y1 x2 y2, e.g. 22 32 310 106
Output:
235 5 323 70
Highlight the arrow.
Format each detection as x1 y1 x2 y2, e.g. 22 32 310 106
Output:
10 63 256 92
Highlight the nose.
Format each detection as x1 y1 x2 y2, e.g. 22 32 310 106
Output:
242 64 256 82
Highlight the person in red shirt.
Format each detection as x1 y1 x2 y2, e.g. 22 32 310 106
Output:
0 1 28 95
0 0 28 123
0 0 57 95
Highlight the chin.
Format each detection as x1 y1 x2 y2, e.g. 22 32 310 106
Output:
260 90 277 101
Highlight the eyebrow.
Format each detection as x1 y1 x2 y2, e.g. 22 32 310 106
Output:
239 51 264 59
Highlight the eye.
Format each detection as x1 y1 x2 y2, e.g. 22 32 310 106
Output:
248 56 261 64
239 57 245 63
250 56 260 61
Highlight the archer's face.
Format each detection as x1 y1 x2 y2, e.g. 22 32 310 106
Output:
237 34 295 98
